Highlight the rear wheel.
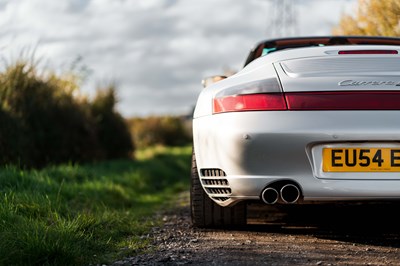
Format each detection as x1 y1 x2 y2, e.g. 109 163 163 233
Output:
190 150 247 228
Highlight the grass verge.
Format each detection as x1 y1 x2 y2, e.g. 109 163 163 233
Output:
0 146 191 265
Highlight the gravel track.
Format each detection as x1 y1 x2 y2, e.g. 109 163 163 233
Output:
113 193 400 265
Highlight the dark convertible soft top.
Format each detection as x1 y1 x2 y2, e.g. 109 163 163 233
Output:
243 36 400 67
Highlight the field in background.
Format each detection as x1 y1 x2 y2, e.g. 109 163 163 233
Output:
128 115 192 149
0 146 191 265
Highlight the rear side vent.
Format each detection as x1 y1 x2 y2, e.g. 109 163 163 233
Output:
206 187 232 194
200 168 231 203
201 169 226 177
211 197 230 202
202 179 229 186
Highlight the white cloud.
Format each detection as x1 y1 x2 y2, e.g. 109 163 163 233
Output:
0 0 357 117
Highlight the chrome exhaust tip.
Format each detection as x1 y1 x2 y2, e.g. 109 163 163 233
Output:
261 187 279 204
280 184 300 204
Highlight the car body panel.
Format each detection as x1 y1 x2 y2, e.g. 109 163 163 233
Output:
193 111 400 206
193 37 400 207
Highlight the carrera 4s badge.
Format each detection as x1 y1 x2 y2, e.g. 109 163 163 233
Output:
339 80 400 86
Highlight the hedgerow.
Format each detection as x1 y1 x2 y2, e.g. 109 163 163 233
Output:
0 60 133 167
128 116 192 149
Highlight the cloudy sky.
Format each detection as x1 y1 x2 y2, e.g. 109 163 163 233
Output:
0 0 357 117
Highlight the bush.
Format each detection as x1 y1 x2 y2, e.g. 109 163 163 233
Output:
90 86 134 159
0 60 133 167
128 116 192 149
0 108 27 165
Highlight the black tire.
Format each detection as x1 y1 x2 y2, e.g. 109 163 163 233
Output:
190 150 247 228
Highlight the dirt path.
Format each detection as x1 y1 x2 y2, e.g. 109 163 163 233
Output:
113 193 400 265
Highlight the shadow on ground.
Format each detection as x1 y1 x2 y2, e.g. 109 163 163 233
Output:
246 202 400 248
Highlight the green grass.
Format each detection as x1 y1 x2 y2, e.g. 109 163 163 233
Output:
0 146 191 265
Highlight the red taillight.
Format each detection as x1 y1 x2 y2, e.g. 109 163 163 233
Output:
286 91 400 110
338 50 398 55
213 93 287 114
214 91 400 113
213 77 285 114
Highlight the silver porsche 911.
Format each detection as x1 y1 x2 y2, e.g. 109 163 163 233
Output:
191 36 400 228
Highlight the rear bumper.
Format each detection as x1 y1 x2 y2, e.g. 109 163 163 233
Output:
214 175 400 206
193 111 400 206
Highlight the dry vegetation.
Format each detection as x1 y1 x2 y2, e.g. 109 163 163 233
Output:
0 60 134 167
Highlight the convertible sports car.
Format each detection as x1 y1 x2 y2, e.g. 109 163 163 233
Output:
191 36 400 228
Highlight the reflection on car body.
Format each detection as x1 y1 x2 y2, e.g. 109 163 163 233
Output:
191 36 400 228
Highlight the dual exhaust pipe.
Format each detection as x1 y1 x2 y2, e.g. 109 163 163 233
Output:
261 183 301 204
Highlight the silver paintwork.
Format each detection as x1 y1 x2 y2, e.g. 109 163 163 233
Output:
193 45 400 206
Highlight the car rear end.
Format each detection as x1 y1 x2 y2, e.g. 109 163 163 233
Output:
193 45 400 208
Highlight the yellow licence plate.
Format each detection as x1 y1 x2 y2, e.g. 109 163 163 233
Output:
323 148 400 172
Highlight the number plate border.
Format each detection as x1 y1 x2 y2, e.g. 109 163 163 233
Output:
309 142 400 180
